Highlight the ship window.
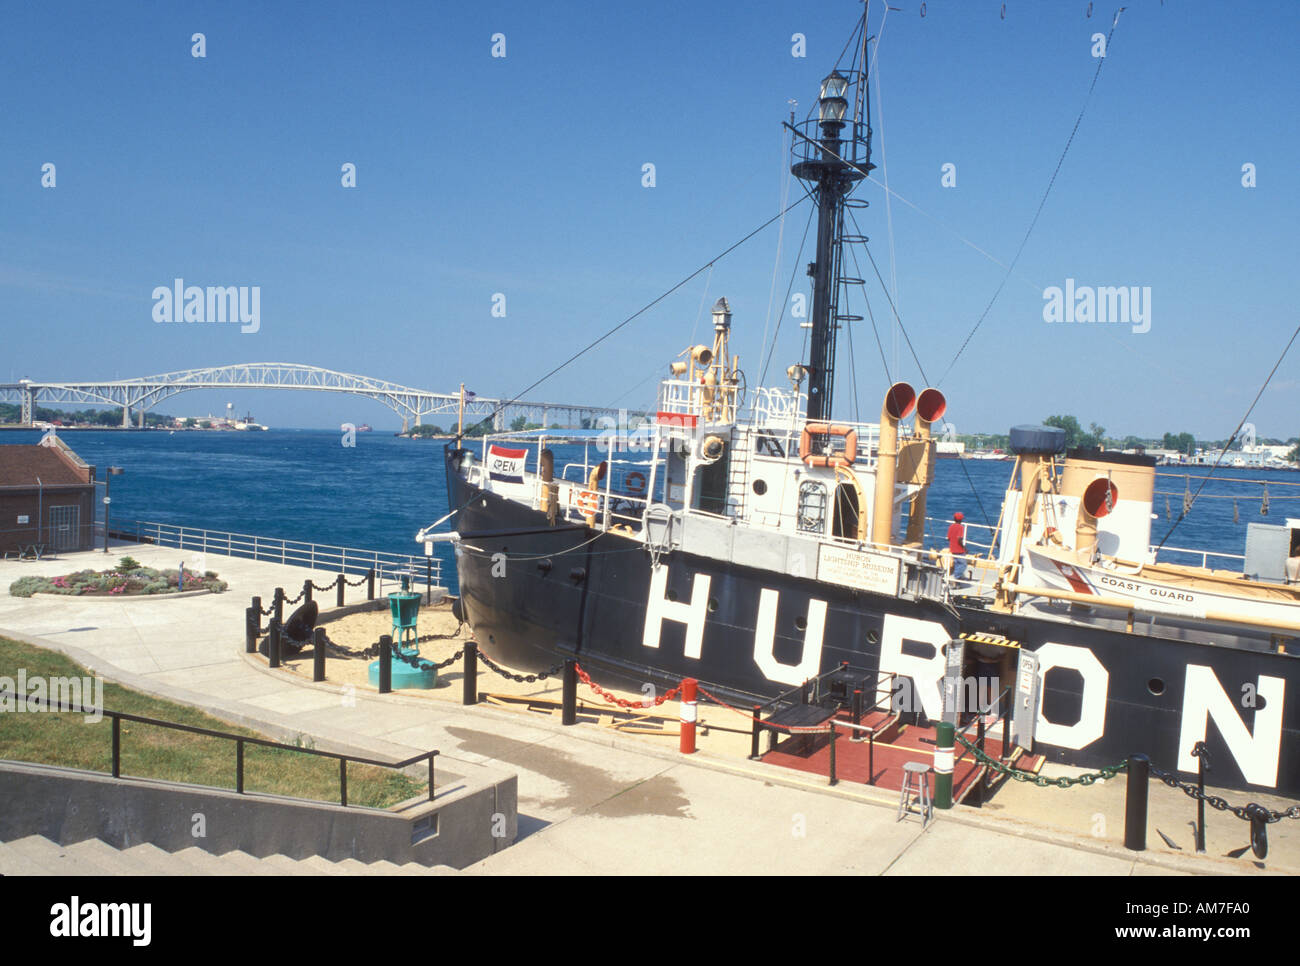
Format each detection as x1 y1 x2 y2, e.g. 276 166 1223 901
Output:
1147 678 1164 696
752 479 768 496
707 597 718 613
797 481 828 534
795 615 807 631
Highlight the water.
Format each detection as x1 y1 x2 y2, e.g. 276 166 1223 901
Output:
4 430 1296 582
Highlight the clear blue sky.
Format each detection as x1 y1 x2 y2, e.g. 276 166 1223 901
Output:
3 0 1297 439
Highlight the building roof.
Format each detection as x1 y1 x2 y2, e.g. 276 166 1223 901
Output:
0 443 93 487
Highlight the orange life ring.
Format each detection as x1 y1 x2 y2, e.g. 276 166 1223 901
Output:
799 422 858 468
625 471 647 495
576 489 599 514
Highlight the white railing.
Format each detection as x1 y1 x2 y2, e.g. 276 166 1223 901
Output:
1152 545 1247 571
121 520 443 596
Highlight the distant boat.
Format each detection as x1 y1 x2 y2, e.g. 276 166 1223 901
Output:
358 424 373 432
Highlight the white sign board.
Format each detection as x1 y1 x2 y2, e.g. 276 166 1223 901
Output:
816 545 901 596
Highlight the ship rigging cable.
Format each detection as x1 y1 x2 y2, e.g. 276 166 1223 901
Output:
936 6 1127 388
1153 322 1300 551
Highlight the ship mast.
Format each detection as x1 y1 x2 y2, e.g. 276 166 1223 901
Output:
789 5 874 423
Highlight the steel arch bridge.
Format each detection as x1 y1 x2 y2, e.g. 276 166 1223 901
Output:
0 363 626 431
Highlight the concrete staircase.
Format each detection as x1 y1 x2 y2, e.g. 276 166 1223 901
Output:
0 835 454 875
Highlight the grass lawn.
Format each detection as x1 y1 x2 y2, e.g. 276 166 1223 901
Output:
0 636 424 808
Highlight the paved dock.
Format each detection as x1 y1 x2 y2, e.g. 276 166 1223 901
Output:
0 542 1291 875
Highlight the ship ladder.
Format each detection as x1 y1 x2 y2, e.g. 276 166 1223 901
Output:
726 432 750 517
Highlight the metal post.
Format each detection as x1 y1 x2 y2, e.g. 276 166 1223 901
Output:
367 568 375 601
852 688 862 736
313 627 326 682
339 759 348 807
561 659 577 725
828 721 837 786
111 715 121 777
1193 742 1208 853
268 620 282 669
463 641 478 705
427 754 436 802
236 739 244 794
426 557 433 605
934 721 955 809
336 573 344 608
378 634 392 693
303 578 313 604
245 606 257 654
1124 754 1150 851
680 678 698 754
749 704 762 760
273 587 284 625
977 714 988 797
868 731 875 785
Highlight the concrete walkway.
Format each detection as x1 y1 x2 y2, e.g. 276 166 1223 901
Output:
0 542 1279 875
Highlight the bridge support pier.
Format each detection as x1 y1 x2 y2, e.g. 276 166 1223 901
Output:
20 387 34 426
401 416 409 435
121 405 131 428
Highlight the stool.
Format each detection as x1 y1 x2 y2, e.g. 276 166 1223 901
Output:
898 761 932 826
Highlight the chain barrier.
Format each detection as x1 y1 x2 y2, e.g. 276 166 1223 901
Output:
952 731 1126 787
696 686 836 734
573 664 680 710
256 603 275 617
476 648 563 684
282 590 307 606
1148 764 1300 824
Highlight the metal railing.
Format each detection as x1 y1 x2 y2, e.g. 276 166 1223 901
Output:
119 520 441 595
9 694 438 808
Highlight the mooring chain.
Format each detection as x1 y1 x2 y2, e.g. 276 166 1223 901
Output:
1148 764 1300 824
953 732 1126 787
476 649 563 683
574 663 680 709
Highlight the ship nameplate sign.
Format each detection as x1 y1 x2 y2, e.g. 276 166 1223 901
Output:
816 545 901 595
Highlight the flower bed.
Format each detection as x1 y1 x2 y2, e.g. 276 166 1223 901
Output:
9 556 227 598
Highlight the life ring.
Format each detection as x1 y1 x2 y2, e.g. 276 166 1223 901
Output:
799 422 858 467
576 489 599 515
625 471 647 495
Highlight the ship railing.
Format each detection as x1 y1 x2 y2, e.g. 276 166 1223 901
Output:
121 519 443 595
749 386 807 429
1151 545 1246 571
951 684 1016 797
657 378 741 424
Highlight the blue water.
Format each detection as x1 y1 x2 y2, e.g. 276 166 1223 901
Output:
4 430 1296 580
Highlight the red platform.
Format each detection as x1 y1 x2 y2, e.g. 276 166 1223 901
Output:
759 709 1044 803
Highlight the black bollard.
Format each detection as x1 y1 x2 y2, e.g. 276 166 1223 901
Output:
336 573 344 608
268 620 282 669
749 704 762 760
828 722 838 786
303 578 313 604
1124 754 1150 851
245 606 257 654
273 587 284 625
251 595 262 629
463 641 478 706
561 659 577 725
313 627 326 682
367 568 375 601
378 634 393 694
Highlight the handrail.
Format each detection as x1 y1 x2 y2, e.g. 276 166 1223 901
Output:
9 694 438 808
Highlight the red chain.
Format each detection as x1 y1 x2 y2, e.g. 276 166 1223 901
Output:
574 663 681 709
696 686 833 734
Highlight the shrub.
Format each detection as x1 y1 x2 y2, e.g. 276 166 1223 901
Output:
8 577 46 598
117 556 142 572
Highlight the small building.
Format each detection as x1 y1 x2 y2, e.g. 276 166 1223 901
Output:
0 438 97 556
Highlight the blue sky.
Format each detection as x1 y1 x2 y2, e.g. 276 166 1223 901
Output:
2 0 1297 439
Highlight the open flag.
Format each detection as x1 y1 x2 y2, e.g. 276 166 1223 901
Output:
487 444 526 484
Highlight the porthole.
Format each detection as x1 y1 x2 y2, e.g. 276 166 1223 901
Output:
666 589 679 603
752 479 768 496
795 615 808 631
1147 677 1164 696
707 597 718 613
867 630 879 645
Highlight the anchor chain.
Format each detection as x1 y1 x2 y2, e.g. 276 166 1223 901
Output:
1148 764 1300 823
476 649 563 683
952 732 1126 787
574 663 680 709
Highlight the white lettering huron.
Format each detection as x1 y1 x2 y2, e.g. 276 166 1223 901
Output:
752 589 826 686
642 565 710 659
1178 666 1283 787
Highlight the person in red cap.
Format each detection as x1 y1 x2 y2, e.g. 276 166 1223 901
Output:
947 511 968 581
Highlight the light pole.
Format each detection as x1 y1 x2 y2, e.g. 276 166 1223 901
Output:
99 466 124 554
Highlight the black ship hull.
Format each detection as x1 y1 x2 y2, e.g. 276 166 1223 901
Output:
448 448 1300 797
